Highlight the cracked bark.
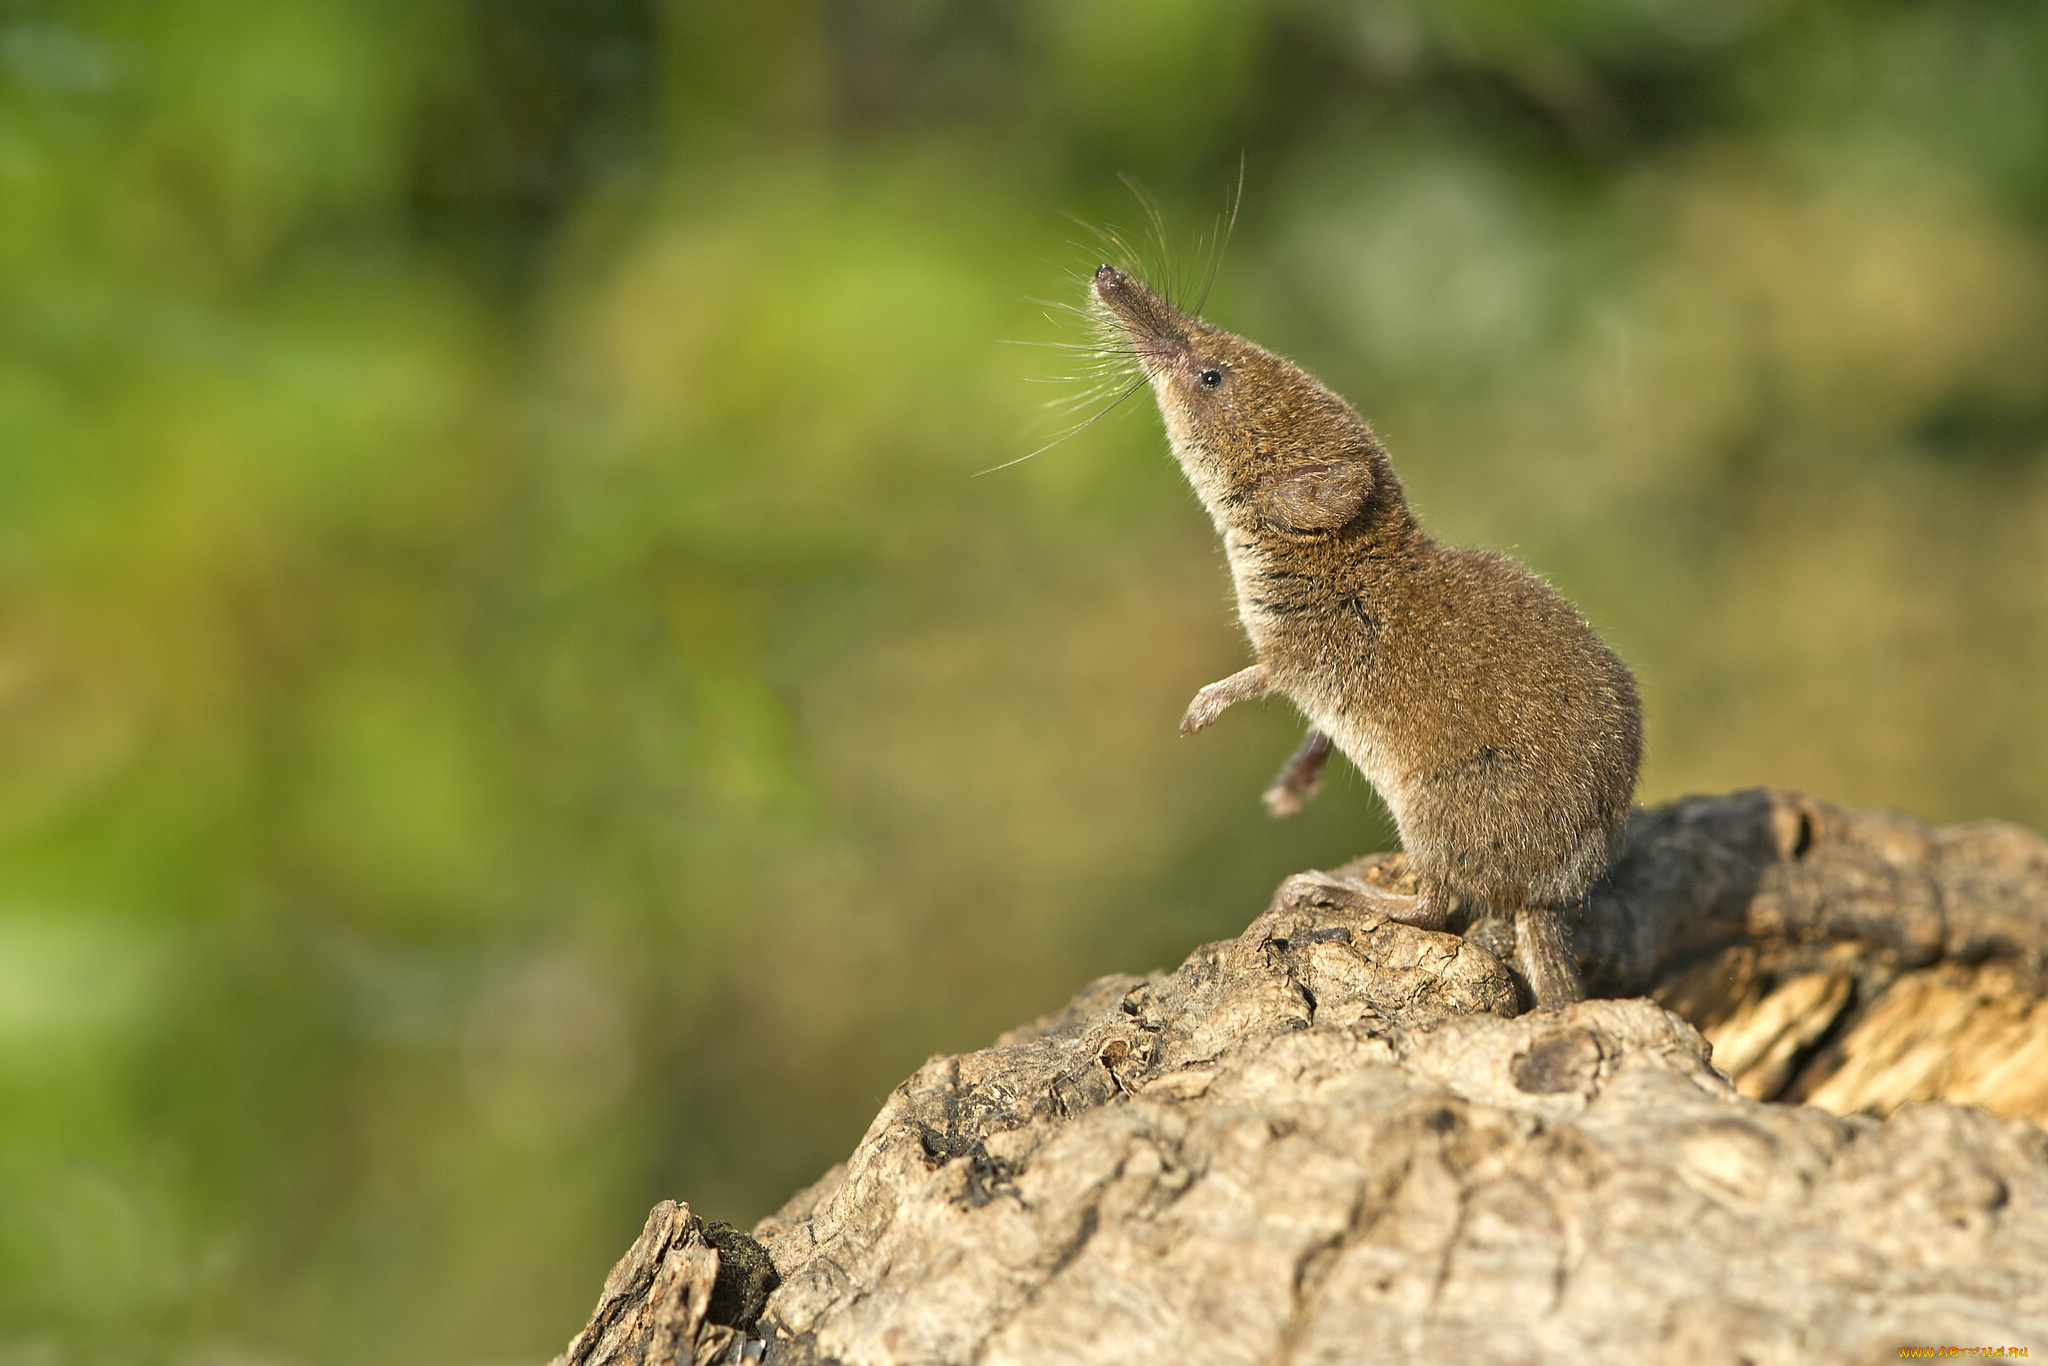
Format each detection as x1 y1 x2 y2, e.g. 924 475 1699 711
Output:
552 790 2048 1365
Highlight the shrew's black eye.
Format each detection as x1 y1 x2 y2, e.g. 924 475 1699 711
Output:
1199 369 1223 389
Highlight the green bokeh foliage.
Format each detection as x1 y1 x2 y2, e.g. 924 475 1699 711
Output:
3 1 2046 1361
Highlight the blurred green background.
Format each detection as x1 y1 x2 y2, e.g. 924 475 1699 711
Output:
3 0 2046 1361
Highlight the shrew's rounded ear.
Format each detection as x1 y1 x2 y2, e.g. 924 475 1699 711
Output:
1264 462 1369 532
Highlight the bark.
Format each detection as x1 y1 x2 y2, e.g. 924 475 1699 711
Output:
552 789 2048 1365
547 1200 780 1366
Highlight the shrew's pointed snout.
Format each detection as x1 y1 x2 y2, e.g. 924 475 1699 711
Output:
1092 265 1185 355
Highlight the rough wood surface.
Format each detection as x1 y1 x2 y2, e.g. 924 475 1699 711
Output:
552 789 2048 1365
549 1201 780 1366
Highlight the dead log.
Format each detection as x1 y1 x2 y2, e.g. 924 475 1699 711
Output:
553 789 2048 1364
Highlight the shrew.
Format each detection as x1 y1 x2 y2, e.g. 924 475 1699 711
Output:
1093 264 1641 1011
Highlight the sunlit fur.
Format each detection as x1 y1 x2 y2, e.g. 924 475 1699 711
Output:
1095 266 1642 1004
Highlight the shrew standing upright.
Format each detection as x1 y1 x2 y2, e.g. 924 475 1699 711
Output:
1093 264 1641 1011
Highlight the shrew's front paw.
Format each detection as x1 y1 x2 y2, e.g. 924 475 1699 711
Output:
1179 664 1272 735
1180 687 1229 734
1262 729 1332 817
1262 783 1307 818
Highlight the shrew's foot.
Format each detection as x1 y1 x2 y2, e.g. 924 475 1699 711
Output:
1387 877 1453 932
1275 870 1434 927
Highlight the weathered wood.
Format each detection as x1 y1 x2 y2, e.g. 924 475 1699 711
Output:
549 1201 778 1366
553 789 2048 1365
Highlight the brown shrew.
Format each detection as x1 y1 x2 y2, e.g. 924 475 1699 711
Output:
1092 263 1641 1011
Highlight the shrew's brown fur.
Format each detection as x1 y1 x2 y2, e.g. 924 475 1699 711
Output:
1092 264 1641 1010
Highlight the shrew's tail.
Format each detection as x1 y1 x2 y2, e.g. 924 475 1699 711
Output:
1514 905 1585 1012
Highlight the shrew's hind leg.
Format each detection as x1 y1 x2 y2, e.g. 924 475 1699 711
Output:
1388 874 1454 931
1262 729 1332 818
1514 906 1585 1011
1276 868 1454 932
